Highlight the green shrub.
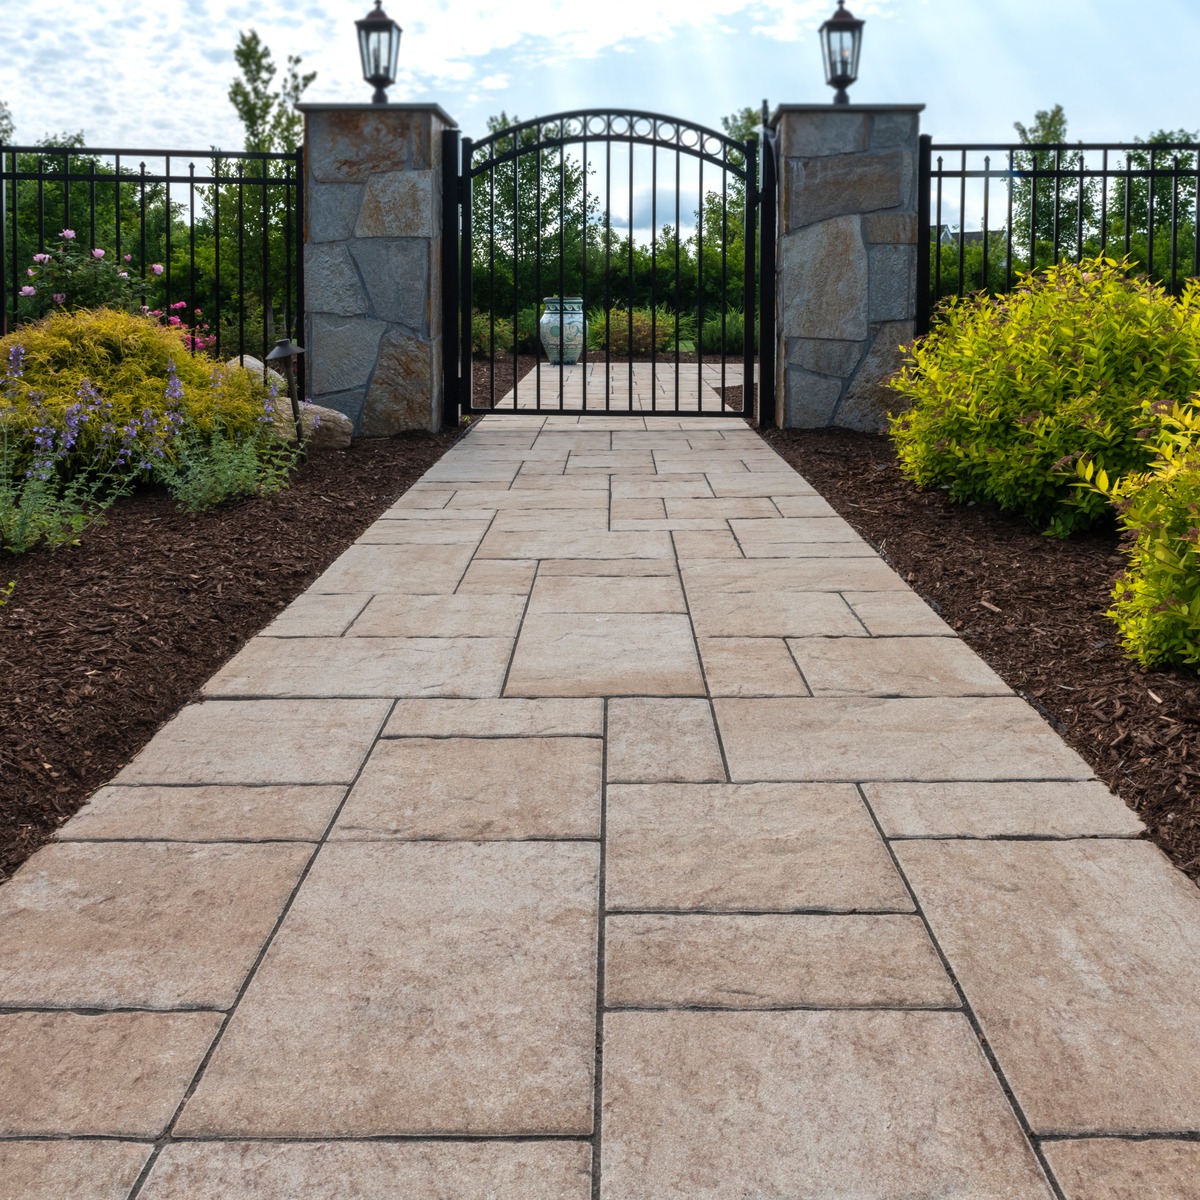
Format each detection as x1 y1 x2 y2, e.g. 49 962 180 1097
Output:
471 311 514 354
699 307 756 354
889 258 1200 536
0 307 269 474
586 306 696 355
1078 401 1200 667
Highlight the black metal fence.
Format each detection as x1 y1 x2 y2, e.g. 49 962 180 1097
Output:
1 144 303 376
917 135 1200 331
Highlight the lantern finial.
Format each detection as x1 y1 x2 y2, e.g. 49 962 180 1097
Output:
356 1 402 105
819 1 865 105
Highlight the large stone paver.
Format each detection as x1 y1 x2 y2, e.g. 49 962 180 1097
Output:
0 842 308 1008
605 783 911 912
715 696 1094 781
506 612 704 696
114 699 390 785
332 735 601 839
0 1011 221 1135
605 914 956 1009
140 1141 593 1199
177 842 599 1136
59 784 345 841
3 411 1195 1200
1041 1139 1200 1199
0 1140 150 1200
601 1010 1054 1199
204 635 512 698
898 839 1200 1134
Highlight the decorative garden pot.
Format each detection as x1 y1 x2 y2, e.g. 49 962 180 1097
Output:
539 296 585 365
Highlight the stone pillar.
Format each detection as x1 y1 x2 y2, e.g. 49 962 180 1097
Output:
770 104 923 431
297 103 456 434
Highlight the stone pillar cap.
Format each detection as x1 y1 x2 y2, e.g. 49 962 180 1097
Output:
297 101 457 127
768 103 924 128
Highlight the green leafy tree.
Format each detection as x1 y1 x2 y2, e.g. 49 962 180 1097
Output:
228 30 314 156
0 101 13 145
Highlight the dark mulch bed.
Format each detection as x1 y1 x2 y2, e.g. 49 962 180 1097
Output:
0 431 461 884
763 427 1200 881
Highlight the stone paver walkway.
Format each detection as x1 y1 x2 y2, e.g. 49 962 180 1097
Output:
499 361 748 412
4 413 1200 1198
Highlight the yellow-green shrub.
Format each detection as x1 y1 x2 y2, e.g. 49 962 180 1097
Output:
0 307 269 471
1078 402 1200 667
889 258 1200 536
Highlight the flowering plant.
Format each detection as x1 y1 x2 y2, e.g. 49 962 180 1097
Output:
144 300 217 354
0 345 184 553
17 232 151 318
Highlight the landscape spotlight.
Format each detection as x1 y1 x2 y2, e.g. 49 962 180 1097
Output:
357 0 402 105
820 1 864 106
265 337 305 445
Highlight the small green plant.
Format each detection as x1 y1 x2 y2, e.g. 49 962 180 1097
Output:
889 258 1200 536
156 388 301 512
1077 400 1200 667
0 580 14 607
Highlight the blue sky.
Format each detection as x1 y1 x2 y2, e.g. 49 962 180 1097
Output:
2 0 1197 150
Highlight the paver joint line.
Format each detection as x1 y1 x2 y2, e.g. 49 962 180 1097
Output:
5 406 1197 1200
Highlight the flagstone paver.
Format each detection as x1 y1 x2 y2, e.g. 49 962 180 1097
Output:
176 842 598 1137
2 410 1198 1197
0 1011 221 1135
139 1142 593 1199
605 783 912 912
1040 1139 1200 1199
59 784 346 841
0 1141 150 1200
897 839 1200 1133
0 842 308 1008
331 736 601 839
606 698 725 782
865 780 1146 838
604 914 957 1009
601 1011 1055 1199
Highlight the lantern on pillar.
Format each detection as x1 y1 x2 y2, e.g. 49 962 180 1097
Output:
356 1 402 105
820 1 864 105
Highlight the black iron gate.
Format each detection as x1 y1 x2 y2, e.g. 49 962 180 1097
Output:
440 110 775 424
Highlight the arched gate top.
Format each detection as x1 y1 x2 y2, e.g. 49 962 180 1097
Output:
467 108 756 181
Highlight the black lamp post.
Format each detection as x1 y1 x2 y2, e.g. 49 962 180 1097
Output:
356 0 402 105
265 337 306 446
820 1 864 105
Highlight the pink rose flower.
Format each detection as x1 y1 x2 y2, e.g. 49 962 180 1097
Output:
27 267 34 277
19 285 36 297
150 263 164 275
53 293 66 304
117 271 129 278
60 229 75 240
124 254 132 262
32 253 50 264
92 248 105 259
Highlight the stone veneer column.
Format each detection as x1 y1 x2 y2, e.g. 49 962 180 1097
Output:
297 103 456 434
770 104 923 431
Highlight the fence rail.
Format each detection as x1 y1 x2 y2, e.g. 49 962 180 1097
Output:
1 144 303 385
917 135 1200 332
